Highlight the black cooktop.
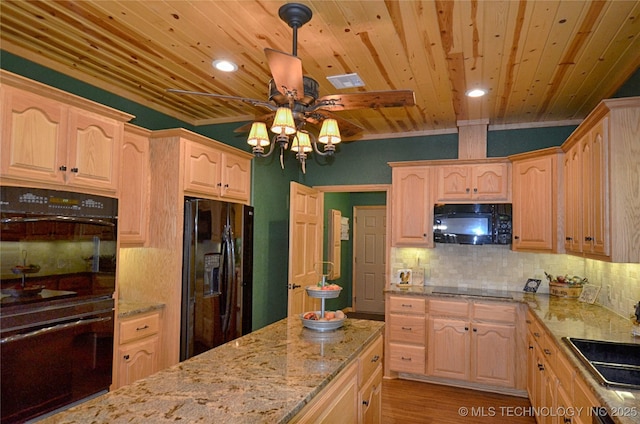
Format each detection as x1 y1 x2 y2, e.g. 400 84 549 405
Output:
431 286 513 299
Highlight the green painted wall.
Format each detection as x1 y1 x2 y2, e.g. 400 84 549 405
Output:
3 51 637 331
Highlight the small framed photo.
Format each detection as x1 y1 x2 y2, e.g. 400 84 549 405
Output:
523 278 541 293
396 268 413 285
578 284 601 304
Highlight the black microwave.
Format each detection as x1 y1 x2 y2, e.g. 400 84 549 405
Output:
433 203 512 245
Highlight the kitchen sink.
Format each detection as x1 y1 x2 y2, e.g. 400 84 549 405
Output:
563 337 640 390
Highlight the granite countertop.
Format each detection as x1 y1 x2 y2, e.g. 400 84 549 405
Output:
117 299 165 318
39 316 384 423
386 284 640 424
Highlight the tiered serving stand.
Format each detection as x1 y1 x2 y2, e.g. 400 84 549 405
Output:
300 262 346 331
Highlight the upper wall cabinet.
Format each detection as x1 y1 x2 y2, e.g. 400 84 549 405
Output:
390 165 433 247
436 162 510 202
0 71 133 195
183 139 252 204
561 97 640 263
150 128 253 205
509 148 563 253
119 124 151 246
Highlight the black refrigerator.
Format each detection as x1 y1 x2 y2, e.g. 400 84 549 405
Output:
180 198 254 361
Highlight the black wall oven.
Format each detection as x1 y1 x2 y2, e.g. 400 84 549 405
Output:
0 187 118 423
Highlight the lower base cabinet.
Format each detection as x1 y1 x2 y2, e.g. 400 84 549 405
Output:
292 334 383 423
115 310 162 388
526 310 601 424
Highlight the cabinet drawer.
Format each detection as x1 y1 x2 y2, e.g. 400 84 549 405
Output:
429 298 469 317
120 312 160 344
472 302 517 323
389 314 425 344
388 296 426 314
389 343 425 374
359 336 383 387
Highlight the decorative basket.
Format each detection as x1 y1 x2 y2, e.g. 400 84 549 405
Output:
549 282 583 298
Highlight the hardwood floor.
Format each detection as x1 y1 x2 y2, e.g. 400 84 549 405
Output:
382 379 537 423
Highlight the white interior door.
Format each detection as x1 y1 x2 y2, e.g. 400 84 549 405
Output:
288 182 323 317
353 206 386 314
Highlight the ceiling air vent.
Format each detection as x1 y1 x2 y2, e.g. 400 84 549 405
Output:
326 73 365 89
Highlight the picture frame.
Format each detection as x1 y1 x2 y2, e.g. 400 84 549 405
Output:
523 278 541 293
578 284 601 304
396 268 413 285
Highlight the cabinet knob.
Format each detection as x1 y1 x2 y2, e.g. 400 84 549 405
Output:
59 165 67 171
70 167 79 173
224 184 229 188
466 188 470 193
585 236 593 241
563 418 572 424
565 237 573 241
401 326 413 331
514 236 520 240
123 354 130 360
472 328 477 332
401 356 412 361
136 325 149 331
528 345 534 350
371 355 380 363
544 348 552 356
464 327 469 331
217 182 222 187
473 188 478 193
362 400 369 406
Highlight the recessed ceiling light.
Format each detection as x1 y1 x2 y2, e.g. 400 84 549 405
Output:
212 59 238 72
466 88 487 98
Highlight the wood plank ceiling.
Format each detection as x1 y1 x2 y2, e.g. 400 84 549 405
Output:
1 0 639 141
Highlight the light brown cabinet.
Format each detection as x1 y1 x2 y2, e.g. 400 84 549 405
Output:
526 309 601 424
292 333 383 424
561 97 640 263
0 71 132 194
428 299 520 389
358 336 383 424
387 295 427 375
184 140 252 204
390 166 433 247
116 310 162 388
509 148 563 253
435 163 510 202
119 124 150 246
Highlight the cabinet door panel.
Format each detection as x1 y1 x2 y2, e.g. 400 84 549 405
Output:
391 167 432 246
68 109 121 191
120 126 150 245
117 335 159 387
585 119 609 256
473 164 509 200
1 86 67 184
427 317 470 380
184 142 222 196
221 153 251 203
512 155 556 251
471 322 515 387
564 143 583 253
437 166 471 200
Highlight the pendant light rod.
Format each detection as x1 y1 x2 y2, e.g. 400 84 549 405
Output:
278 3 313 57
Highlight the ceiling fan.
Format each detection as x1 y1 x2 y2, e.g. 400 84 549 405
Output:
167 3 415 171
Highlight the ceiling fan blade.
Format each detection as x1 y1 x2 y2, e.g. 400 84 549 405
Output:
233 112 276 134
314 90 415 111
304 110 363 141
166 89 276 111
264 48 304 101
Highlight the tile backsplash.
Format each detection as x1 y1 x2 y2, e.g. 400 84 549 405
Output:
391 245 640 319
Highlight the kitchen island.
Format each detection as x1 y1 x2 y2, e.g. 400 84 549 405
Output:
39 316 384 423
